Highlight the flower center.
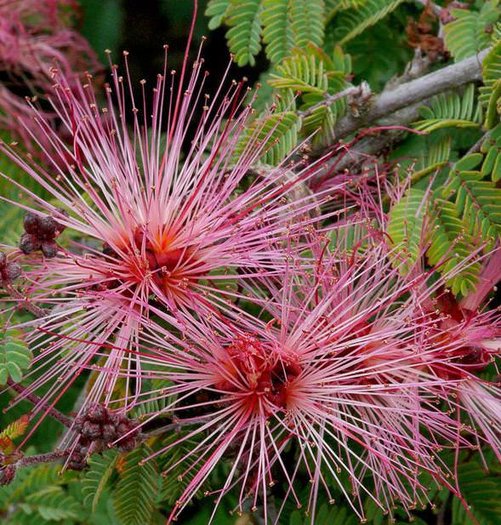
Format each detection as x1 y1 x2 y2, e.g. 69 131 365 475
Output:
216 335 301 413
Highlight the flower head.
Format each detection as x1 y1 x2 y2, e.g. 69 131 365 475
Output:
1 44 341 419
0 0 101 146
126 226 495 523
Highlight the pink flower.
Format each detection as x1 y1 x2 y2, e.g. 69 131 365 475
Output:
0 46 340 419
128 232 485 523
0 0 101 148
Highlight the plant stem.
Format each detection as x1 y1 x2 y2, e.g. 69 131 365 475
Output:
333 49 490 141
7 380 73 427
16 450 70 468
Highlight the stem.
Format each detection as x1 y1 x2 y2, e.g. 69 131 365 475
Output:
16 450 69 468
297 84 370 118
7 380 73 428
333 49 490 141
5 283 48 318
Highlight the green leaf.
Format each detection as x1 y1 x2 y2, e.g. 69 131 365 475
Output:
480 40 501 128
25 486 82 522
268 45 349 147
226 0 262 66
290 0 325 50
329 0 404 44
235 90 300 164
444 149 501 253
414 85 482 133
0 331 32 386
83 449 119 512
205 0 231 29
388 187 427 274
452 460 501 525
262 0 294 64
113 446 160 525
443 2 499 62
481 123 501 182
426 198 481 296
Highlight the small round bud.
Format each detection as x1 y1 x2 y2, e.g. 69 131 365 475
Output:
19 233 41 254
23 213 40 234
0 465 16 486
86 404 108 423
81 421 102 440
4 262 22 282
102 424 117 442
38 216 57 236
41 241 58 258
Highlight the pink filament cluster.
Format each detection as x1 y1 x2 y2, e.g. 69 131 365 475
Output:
0 0 101 147
127 232 500 523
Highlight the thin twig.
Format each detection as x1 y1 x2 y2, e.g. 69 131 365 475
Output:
333 48 490 141
297 84 370 118
7 380 73 428
16 450 69 468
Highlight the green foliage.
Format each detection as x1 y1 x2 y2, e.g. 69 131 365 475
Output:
480 123 501 182
388 187 427 274
0 330 32 385
238 44 350 158
427 128 501 294
261 0 294 64
390 125 501 297
426 197 481 296
0 464 85 525
414 84 482 134
451 459 501 525
235 89 300 164
444 148 501 250
443 1 499 62
410 135 452 181
206 0 326 66
113 446 160 525
206 0 232 29
327 0 404 44
226 0 262 67
83 450 119 512
22 486 82 521
339 9 411 90
480 40 501 129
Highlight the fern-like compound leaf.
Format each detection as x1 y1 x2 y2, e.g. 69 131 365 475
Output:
83 450 119 512
226 0 262 66
113 446 160 525
479 39 501 129
290 0 325 50
0 330 32 385
262 0 294 63
205 0 231 29
328 0 404 45
388 187 427 275
414 84 482 133
427 198 481 297
443 1 499 62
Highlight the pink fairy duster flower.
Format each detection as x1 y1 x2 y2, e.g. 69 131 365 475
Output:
124 232 479 524
419 256 501 462
0 0 101 148
0 41 343 423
